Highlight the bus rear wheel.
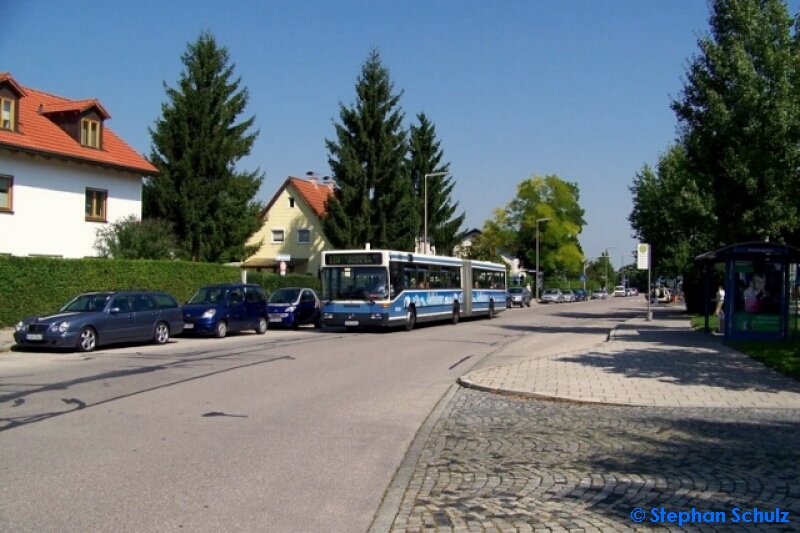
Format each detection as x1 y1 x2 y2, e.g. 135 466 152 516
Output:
405 307 416 331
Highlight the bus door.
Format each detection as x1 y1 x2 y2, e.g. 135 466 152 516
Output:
462 260 474 316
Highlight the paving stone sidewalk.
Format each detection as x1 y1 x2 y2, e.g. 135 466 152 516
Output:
458 309 800 408
378 308 800 533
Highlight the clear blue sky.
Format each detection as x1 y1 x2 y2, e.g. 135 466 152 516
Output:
5 0 799 266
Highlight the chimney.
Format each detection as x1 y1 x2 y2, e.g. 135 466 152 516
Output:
306 171 318 186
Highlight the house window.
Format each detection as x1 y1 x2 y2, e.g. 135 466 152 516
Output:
288 197 295 208
85 188 107 222
271 229 285 243
0 98 15 130
298 228 311 244
0 175 12 212
81 119 100 148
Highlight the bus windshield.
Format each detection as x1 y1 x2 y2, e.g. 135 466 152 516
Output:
321 266 389 301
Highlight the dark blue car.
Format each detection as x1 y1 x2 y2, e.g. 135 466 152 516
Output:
267 287 322 328
13 290 184 352
182 283 269 338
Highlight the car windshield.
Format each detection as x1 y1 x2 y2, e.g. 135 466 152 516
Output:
269 289 300 304
60 293 113 312
188 287 229 304
508 288 523 293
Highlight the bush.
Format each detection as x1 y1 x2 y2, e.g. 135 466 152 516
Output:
0 256 321 327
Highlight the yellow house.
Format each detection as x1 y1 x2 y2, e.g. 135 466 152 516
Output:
243 176 334 275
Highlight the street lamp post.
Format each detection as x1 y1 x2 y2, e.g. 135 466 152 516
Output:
535 218 550 302
423 172 447 254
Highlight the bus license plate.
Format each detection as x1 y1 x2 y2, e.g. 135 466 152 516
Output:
344 320 359 326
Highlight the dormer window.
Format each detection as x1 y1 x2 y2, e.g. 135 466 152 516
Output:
81 119 100 148
288 197 295 208
0 97 15 130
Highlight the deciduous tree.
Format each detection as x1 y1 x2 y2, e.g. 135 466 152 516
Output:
671 0 800 244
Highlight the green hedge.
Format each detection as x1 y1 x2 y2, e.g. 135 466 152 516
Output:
245 271 321 294
0 256 320 327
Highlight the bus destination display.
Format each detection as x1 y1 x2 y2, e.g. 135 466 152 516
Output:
325 253 383 266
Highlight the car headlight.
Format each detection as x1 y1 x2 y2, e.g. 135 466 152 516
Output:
201 309 217 319
286 306 296 313
323 312 333 320
15 321 24 332
49 321 69 333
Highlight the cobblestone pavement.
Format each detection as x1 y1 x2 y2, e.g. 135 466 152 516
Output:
386 389 800 533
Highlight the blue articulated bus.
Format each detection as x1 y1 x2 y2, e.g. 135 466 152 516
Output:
319 249 507 331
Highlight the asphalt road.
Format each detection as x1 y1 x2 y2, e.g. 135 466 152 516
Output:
0 296 635 533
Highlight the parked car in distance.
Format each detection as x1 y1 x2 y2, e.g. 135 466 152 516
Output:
506 286 532 307
613 285 627 297
13 290 184 353
182 283 269 338
267 287 322 328
590 289 608 300
540 288 565 304
573 288 588 302
562 289 577 303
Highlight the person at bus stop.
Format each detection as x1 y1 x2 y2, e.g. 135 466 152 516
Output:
714 284 725 316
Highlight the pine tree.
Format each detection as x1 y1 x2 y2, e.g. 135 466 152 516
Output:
144 30 264 262
409 113 465 256
323 49 418 250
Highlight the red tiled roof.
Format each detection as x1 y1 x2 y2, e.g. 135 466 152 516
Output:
41 99 111 119
0 73 157 176
288 177 334 218
260 176 335 220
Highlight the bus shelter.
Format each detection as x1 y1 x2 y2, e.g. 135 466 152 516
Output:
694 242 800 341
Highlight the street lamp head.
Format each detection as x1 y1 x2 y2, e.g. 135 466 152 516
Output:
536 217 551 223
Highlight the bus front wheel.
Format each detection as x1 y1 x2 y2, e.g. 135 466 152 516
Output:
405 307 416 331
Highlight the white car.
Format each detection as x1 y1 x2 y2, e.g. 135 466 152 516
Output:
540 288 564 304
613 286 627 297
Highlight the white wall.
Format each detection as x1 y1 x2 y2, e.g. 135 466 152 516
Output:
0 154 142 258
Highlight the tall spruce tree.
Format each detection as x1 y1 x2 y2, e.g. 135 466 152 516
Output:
671 0 800 244
323 49 418 250
409 113 466 256
144 30 264 262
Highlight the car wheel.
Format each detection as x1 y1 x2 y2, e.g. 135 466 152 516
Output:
451 303 460 325
153 322 170 345
255 316 268 335
214 320 228 339
76 327 97 353
526 300 531 307
404 307 416 331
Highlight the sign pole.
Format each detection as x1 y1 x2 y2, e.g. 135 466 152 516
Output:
637 243 652 322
